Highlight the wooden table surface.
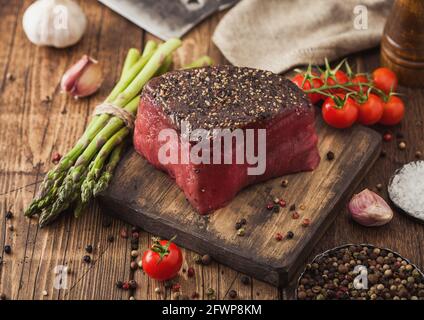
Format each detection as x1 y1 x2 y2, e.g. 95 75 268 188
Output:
0 0 423 300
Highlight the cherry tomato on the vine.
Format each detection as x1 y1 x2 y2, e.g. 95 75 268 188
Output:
351 74 370 93
321 70 349 93
142 238 183 281
291 74 324 104
379 95 405 126
322 94 359 129
372 67 398 94
357 93 384 125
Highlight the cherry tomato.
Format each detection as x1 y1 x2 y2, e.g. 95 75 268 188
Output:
351 74 369 93
321 70 349 93
322 94 358 129
357 93 384 125
372 67 398 94
291 74 324 104
379 95 405 126
142 238 183 281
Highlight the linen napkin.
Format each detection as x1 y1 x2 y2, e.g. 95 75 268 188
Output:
213 0 393 73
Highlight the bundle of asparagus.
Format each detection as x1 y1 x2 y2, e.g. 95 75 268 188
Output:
25 38 213 227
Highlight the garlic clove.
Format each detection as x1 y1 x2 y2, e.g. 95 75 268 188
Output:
348 188 393 227
61 55 103 99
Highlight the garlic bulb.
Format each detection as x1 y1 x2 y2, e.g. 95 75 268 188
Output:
23 0 87 48
348 189 393 227
61 55 103 98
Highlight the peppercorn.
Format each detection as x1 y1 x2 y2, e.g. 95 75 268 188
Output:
240 275 250 285
275 233 283 241
129 296 135 300
116 280 123 289
415 151 422 159
172 283 181 292
122 282 130 290
286 231 294 239
4 245 11 254
279 199 286 207
120 228 128 239
201 254 212 265
326 151 335 161
187 267 195 278
281 179 289 187
289 204 296 211
5 211 13 220
131 250 139 258
130 261 138 270
380 150 387 158
107 235 114 243
297 291 307 300
8 225 14 232
272 205 280 213
301 218 311 227
229 290 237 299
132 232 140 240
194 254 202 264
51 152 62 164
240 218 247 225
235 222 243 230
292 212 300 219
155 287 161 294
83 255 91 264
266 203 274 210
129 280 137 289
206 288 215 296
398 141 406 150
0 293 6 300
6 73 14 81
237 228 246 236
383 133 393 142
191 292 199 299
273 197 280 204
85 244 93 254
376 183 383 191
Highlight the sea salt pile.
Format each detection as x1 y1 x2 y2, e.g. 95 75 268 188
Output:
388 161 424 220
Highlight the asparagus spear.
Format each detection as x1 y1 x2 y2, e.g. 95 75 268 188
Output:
24 44 156 217
37 39 182 226
183 55 214 69
121 48 141 77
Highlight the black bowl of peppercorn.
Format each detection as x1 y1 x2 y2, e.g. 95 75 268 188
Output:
296 244 424 300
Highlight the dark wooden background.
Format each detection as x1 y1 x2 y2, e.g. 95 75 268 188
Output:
0 0 423 300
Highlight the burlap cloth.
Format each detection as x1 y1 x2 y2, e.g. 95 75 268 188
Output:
213 0 393 73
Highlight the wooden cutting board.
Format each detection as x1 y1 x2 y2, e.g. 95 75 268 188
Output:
99 117 381 287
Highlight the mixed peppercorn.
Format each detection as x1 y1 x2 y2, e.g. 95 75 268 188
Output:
297 244 424 300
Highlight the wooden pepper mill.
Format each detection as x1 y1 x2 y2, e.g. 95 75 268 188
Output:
381 0 424 87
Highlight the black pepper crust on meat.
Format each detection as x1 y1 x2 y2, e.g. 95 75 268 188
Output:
143 65 313 130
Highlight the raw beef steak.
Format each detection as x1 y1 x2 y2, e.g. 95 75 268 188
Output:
133 65 320 214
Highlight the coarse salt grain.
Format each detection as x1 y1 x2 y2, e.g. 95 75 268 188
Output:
388 161 424 219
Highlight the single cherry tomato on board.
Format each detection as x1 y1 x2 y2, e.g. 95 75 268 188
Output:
321 70 349 93
379 95 405 126
322 94 359 129
291 74 324 104
357 93 384 125
351 74 370 93
142 237 183 281
372 67 398 94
